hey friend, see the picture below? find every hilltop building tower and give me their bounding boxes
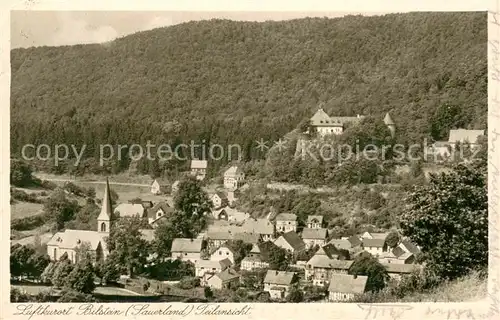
[384,112,396,139]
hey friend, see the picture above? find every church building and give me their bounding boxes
[46,178,113,264]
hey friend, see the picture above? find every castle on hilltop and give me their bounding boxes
[309,105,396,138]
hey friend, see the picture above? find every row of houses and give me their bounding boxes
[169,230,422,301]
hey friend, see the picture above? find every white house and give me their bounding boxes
[151,179,161,195]
[240,244,269,271]
[305,252,353,287]
[263,270,297,300]
[307,215,324,229]
[210,244,236,264]
[211,192,228,209]
[275,213,298,233]
[309,107,365,137]
[205,268,240,290]
[171,238,204,263]
[378,247,415,265]
[195,258,232,277]
[223,166,245,190]
[362,238,388,257]
[146,201,173,226]
[430,129,485,159]
[301,228,328,249]
[328,274,368,302]
[190,160,208,180]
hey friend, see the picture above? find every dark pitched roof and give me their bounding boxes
[328,274,368,294]
[400,239,421,255]
[320,243,347,260]
[362,238,386,248]
[275,213,297,221]
[264,270,295,285]
[347,236,362,247]
[281,231,306,251]
[301,228,328,240]
[147,201,174,219]
[391,246,405,258]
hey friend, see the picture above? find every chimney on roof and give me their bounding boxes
[275,270,279,275]
[353,274,358,279]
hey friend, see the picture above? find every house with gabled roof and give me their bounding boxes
[190,160,208,180]
[273,231,305,253]
[328,274,368,302]
[171,238,204,263]
[242,218,275,241]
[399,238,421,256]
[263,270,297,299]
[205,268,240,290]
[211,192,228,209]
[195,258,232,278]
[347,235,362,248]
[210,244,236,264]
[150,179,169,195]
[307,215,324,229]
[362,238,388,257]
[224,165,245,190]
[382,263,423,281]
[378,246,415,265]
[328,238,353,251]
[301,228,328,249]
[275,213,298,233]
[212,206,249,224]
[309,106,365,137]
[147,201,174,226]
[240,243,270,271]
[305,245,354,286]
[430,129,485,159]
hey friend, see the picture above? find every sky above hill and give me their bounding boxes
[11,11,386,49]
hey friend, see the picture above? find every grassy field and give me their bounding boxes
[400,271,487,302]
[11,284,144,297]
[10,202,44,220]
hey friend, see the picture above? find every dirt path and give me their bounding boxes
[42,178,150,187]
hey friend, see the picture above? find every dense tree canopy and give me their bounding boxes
[400,160,487,280]
[11,13,486,178]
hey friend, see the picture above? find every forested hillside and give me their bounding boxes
[11,12,487,175]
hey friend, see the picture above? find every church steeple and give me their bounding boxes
[97,178,112,233]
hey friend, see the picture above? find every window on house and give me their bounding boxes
[184,253,187,256]
[53,248,57,259]
[219,251,222,255]
[100,222,106,232]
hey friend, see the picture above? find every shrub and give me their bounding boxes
[177,276,200,289]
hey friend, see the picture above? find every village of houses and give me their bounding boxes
[40,108,485,302]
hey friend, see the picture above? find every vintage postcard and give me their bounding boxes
[2,0,499,319]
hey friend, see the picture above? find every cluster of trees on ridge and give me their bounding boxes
[10,12,486,177]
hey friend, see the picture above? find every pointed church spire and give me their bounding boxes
[97,177,112,221]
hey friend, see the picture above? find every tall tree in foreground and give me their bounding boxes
[106,216,150,277]
[400,161,487,280]
[349,255,389,292]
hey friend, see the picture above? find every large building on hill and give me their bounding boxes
[47,178,113,263]
[309,107,365,137]
[309,106,397,138]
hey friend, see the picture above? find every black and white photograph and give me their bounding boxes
[6,5,492,310]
